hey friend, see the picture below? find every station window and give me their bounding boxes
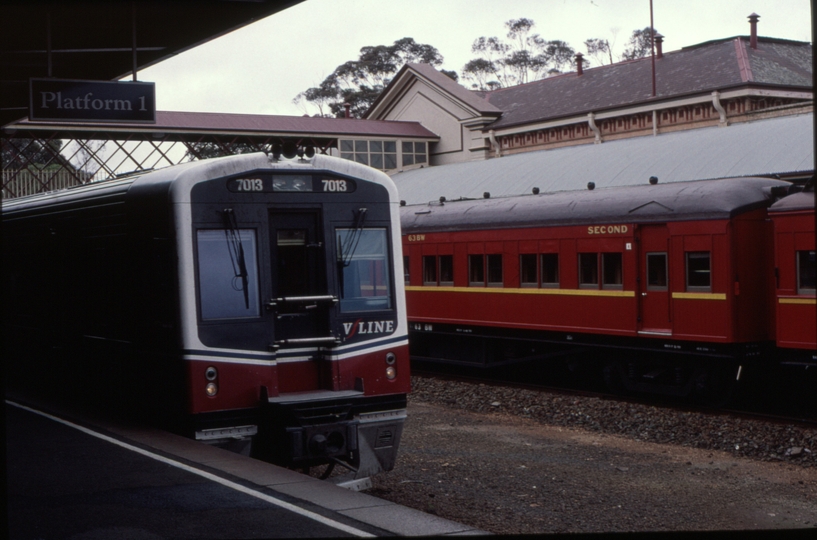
[797,250,816,294]
[578,253,598,288]
[402,141,428,167]
[602,253,623,289]
[340,140,397,170]
[520,254,537,287]
[686,251,711,291]
[541,253,559,287]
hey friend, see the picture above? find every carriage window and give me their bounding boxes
[469,254,485,286]
[403,255,410,285]
[337,228,392,312]
[686,251,711,291]
[579,253,598,288]
[197,229,260,320]
[602,253,623,289]
[647,253,668,290]
[439,255,454,285]
[423,255,437,285]
[542,253,559,288]
[487,254,503,287]
[797,250,816,294]
[520,254,537,287]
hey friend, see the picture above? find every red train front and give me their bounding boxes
[401,177,791,401]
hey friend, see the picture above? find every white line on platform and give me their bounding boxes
[6,400,376,538]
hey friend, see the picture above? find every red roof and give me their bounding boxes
[16,110,440,139]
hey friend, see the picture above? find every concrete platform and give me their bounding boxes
[5,394,487,538]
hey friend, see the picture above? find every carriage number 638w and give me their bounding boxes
[322,179,347,192]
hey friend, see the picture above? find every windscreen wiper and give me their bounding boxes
[338,207,367,268]
[221,208,250,309]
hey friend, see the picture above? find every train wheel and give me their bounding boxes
[691,365,738,407]
[602,360,627,395]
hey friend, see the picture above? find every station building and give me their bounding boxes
[2,9,813,201]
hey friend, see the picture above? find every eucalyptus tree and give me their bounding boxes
[461,18,577,90]
[294,37,445,118]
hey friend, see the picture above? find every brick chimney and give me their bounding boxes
[575,53,584,76]
[748,13,760,49]
[655,33,664,58]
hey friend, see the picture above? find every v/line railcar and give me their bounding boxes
[401,176,816,401]
[3,152,409,483]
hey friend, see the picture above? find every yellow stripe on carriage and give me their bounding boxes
[778,297,817,305]
[671,292,727,300]
[405,286,634,298]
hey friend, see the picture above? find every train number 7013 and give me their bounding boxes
[322,179,348,192]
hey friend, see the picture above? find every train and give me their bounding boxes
[400,175,815,403]
[2,152,410,485]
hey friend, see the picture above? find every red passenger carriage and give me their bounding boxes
[401,177,790,399]
[769,180,816,366]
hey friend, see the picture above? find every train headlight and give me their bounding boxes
[385,352,396,365]
[205,366,218,381]
[205,382,218,397]
[386,366,397,380]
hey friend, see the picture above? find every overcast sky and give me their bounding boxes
[136,0,813,117]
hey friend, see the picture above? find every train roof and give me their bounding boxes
[769,184,816,213]
[400,177,790,233]
[2,153,398,215]
[392,112,814,205]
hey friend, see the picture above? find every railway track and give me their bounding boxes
[411,360,817,429]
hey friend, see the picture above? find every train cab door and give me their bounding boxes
[268,211,333,347]
[637,225,672,335]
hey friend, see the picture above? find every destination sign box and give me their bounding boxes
[227,175,357,194]
[29,79,156,123]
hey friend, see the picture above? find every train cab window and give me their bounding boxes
[439,255,454,285]
[520,254,537,287]
[647,253,668,290]
[686,251,711,291]
[602,253,623,290]
[541,253,559,288]
[337,228,392,312]
[487,254,503,287]
[469,254,485,286]
[797,250,816,294]
[196,229,260,320]
[404,255,410,285]
[423,255,437,285]
[579,253,599,288]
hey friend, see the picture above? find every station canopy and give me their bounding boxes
[1,0,301,129]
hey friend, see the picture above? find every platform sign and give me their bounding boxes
[29,79,156,123]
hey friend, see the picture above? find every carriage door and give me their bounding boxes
[268,211,331,346]
[638,225,672,334]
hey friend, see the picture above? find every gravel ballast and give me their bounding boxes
[368,376,817,534]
